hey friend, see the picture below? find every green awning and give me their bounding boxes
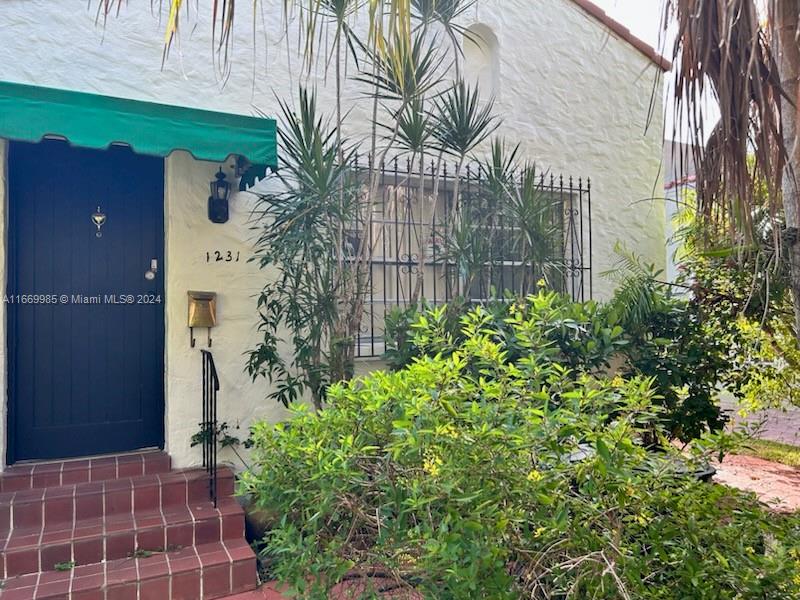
[0,80,277,169]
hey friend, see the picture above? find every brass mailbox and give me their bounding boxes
[188,291,217,347]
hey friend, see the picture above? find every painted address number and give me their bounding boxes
[206,250,241,263]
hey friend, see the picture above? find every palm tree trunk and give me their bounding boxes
[776,0,800,336]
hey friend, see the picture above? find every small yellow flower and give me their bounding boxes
[527,469,544,483]
[423,452,443,477]
[536,278,547,288]
[611,375,625,387]
[534,527,547,538]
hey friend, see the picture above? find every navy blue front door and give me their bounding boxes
[7,140,165,462]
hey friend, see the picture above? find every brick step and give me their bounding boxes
[0,452,171,493]
[1,496,245,578]
[0,539,257,600]
[0,468,234,534]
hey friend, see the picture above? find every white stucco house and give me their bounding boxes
[0,0,669,472]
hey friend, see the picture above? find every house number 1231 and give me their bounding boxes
[206,250,241,263]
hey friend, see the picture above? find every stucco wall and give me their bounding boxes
[163,152,290,467]
[163,142,392,468]
[0,0,666,289]
[0,0,665,467]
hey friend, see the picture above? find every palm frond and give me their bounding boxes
[665,0,785,245]
[95,0,414,72]
[602,242,665,328]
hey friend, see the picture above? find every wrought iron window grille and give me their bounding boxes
[343,155,592,359]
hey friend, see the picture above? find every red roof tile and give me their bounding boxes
[568,0,671,71]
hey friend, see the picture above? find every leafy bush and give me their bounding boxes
[602,255,733,441]
[606,244,800,438]
[615,295,728,441]
[671,189,800,411]
[385,290,626,375]
[385,286,729,441]
[682,246,800,412]
[242,329,800,599]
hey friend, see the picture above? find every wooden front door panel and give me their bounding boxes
[8,140,165,462]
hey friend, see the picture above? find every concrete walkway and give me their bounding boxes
[713,453,800,512]
[720,397,800,446]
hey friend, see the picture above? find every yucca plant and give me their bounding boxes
[440,206,494,297]
[481,138,521,198]
[242,10,493,408]
[247,88,362,410]
[434,79,497,164]
[434,78,497,215]
[356,30,445,105]
[411,0,476,74]
[503,165,562,294]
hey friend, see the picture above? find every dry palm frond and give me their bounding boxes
[665,0,786,248]
[93,0,414,71]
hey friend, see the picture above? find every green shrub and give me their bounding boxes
[606,278,732,442]
[386,289,731,441]
[242,330,800,599]
[386,284,747,441]
[670,192,800,412]
[385,290,626,375]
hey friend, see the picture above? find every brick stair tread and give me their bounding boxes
[1,497,245,577]
[0,452,171,493]
[0,539,257,600]
[0,467,235,533]
[0,466,231,506]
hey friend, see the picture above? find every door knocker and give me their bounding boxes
[91,206,107,238]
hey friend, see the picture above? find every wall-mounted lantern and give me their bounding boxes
[208,168,231,224]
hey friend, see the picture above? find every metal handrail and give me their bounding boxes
[201,350,219,507]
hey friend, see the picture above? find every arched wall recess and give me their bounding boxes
[463,23,500,99]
